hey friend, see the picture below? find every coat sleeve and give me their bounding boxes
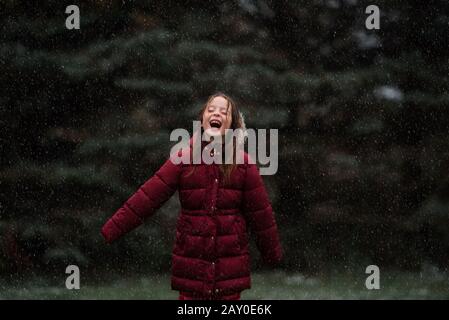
[242,163,283,266]
[101,157,181,243]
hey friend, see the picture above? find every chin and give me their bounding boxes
[204,128,223,137]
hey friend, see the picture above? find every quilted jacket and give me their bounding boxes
[101,143,283,296]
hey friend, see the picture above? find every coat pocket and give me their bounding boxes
[233,216,248,252]
[216,234,241,257]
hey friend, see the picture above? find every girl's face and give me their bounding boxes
[202,96,232,137]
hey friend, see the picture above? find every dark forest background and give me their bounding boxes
[1,0,449,282]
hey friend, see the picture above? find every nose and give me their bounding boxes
[212,110,220,117]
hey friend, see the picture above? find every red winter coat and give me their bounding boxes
[101,144,283,296]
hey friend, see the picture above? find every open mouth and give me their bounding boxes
[209,119,222,129]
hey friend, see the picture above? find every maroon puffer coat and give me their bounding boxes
[101,145,283,296]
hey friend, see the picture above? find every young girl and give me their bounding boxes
[101,92,283,300]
